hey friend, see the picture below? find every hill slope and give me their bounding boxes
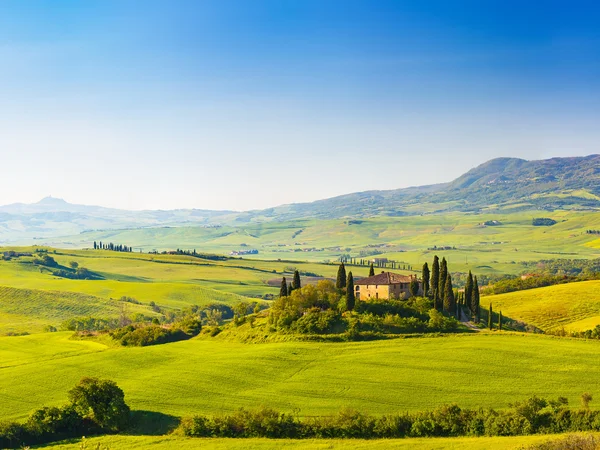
[483,280,600,331]
[1,155,599,243]
[1,333,599,421]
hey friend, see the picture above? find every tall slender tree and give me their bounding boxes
[439,257,448,298]
[368,262,375,277]
[472,276,480,322]
[422,263,430,297]
[288,282,293,294]
[465,271,473,311]
[279,277,288,297]
[346,272,355,311]
[292,270,301,290]
[498,310,503,331]
[336,263,347,289]
[443,273,455,314]
[488,303,493,330]
[409,277,419,298]
[431,255,440,298]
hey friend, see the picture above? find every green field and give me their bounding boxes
[40,209,600,276]
[38,433,596,450]
[483,280,600,331]
[2,332,599,422]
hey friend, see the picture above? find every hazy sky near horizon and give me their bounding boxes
[1,0,599,211]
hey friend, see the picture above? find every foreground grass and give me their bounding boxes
[37,434,599,449]
[2,332,599,421]
[483,280,600,331]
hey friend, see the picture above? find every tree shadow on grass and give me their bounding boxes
[127,410,181,435]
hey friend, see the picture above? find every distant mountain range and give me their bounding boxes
[1,155,599,243]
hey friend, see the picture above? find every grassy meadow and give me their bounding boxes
[482,280,600,331]
[2,332,599,422]
[1,211,600,448]
[40,209,600,276]
[38,433,595,450]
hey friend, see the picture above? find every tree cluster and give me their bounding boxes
[0,378,130,449]
[177,394,600,439]
[94,241,133,252]
[424,256,480,322]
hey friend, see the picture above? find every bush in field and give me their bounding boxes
[0,378,129,448]
[427,309,459,332]
[68,377,130,432]
[175,395,600,439]
[109,316,201,347]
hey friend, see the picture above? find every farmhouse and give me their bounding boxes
[354,271,422,300]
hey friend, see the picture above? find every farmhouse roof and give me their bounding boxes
[354,271,417,285]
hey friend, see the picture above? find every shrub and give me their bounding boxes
[68,377,130,432]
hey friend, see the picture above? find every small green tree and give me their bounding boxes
[369,263,375,277]
[292,270,301,290]
[68,377,130,431]
[422,262,430,297]
[288,282,293,295]
[279,277,288,297]
[345,272,355,311]
[69,261,79,269]
[409,277,419,298]
[488,303,493,330]
[336,263,347,289]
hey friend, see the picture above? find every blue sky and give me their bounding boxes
[0,0,599,210]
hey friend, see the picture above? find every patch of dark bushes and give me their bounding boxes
[109,316,202,346]
[549,325,600,340]
[177,396,600,439]
[0,377,129,449]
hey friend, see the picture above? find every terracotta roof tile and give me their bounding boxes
[354,271,417,285]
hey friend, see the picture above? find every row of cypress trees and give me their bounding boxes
[279,270,302,297]
[423,256,482,320]
[93,241,133,252]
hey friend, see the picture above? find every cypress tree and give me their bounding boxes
[443,273,455,314]
[488,303,493,330]
[346,272,355,311]
[439,257,448,298]
[409,277,419,298]
[336,263,347,289]
[279,277,288,297]
[498,310,503,331]
[422,262,430,297]
[292,270,301,290]
[473,276,480,322]
[431,255,440,297]
[465,271,473,312]
[93,241,97,250]
[369,263,375,277]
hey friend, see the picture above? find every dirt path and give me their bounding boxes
[459,308,481,332]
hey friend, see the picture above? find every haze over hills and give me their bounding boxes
[0,155,599,244]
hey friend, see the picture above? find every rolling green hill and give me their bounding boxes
[3,156,600,245]
[483,280,600,332]
[2,332,599,422]
[0,285,156,334]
